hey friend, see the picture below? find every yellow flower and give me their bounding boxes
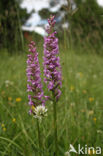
[8,97,12,101]
[70,85,75,92]
[93,117,97,122]
[88,149,96,155]
[16,97,21,102]
[31,105,35,110]
[12,118,16,123]
[79,72,83,78]
[83,90,87,94]
[89,97,94,102]
[1,124,5,128]
[3,127,6,132]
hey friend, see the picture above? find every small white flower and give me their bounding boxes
[97,130,103,134]
[64,151,70,156]
[5,80,13,87]
[34,105,47,121]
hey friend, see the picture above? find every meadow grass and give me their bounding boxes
[0,45,103,156]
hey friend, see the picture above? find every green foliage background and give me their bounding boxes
[68,0,103,53]
[0,0,30,52]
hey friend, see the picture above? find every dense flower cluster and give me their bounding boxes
[34,105,47,121]
[26,41,45,115]
[43,15,62,100]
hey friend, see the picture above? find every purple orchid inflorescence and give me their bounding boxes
[43,15,62,100]
[26,41,45,115]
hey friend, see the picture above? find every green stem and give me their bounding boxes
[37,119,42,156]
[53,93,58,156]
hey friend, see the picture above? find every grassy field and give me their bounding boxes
[0,46,103,156]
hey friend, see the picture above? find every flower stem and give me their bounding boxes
[37,119,42,156]
[52,93,58,156]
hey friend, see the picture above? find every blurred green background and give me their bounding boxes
[0,0,103,53]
